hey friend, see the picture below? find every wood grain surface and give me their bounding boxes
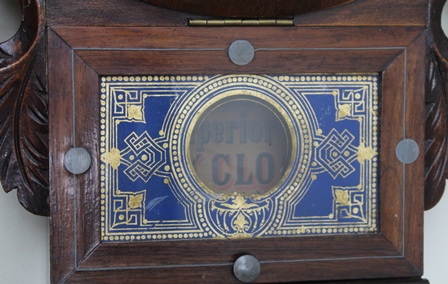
[0,0,49,215]
[0,0,447,283]
[48,24,426,283]
[46,0,428,27]
[141,0,354,18]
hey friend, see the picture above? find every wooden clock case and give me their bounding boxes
[1,0,448,283]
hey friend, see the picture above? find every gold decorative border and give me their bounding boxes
[99,74,379,241]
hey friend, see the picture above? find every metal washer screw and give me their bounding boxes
[395,139,419,164]
[233,255,261,283]
[228,40,255,66]
[64,147,92,175]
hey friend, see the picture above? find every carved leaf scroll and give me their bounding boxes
[425,51,448,210]
[0,0,49,216]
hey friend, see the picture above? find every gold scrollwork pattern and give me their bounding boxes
[208,193,272,238]
[100,74,379,242]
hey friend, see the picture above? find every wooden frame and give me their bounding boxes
[48,26,425,283]
[3,0,448,283]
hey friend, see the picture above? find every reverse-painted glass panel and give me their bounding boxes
[100,74,379,242]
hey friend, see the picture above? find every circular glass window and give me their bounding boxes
[189,95,293,195]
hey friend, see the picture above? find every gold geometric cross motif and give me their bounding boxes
[100,74,378,242]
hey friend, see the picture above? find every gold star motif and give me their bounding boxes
[102,148,121,170]
[357,143,377,163]
[129,194,143,209]
[127,105,143,120]
[338,104,351,119]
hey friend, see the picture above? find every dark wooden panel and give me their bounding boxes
[0,0,441,282]
[259,258,420,283]
[380,51,405,253]
[46,0,427,27]
[69,258,419,283]
[51,25,420,77]
[403,32,426,272]
[48,25,426,283]
[141,0,354,18]
[294,0,427,27]
[51,26,424,50]
[79,235,401,268]
[46,0,193,27]
[48,29,77,283]
[73,54,101,264]
[75,49,402,75]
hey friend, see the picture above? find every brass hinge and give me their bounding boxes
[188,18,294,27]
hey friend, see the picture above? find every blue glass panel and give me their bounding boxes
[100,74,379,242]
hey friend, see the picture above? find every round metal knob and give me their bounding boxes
[395,139,419,164]
[64,147,92,174]
[228,40,255,66]
[233,255,261,283]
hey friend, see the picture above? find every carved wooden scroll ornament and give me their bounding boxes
[426,0,448,210]
[0,0,48,216]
